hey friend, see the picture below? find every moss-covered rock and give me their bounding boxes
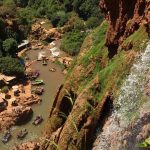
[44,20,149,150]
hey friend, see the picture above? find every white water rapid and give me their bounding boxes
[93,42,150,150]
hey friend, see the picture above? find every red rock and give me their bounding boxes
[99,0,150,58]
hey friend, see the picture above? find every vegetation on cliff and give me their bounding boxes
[45,18,149,149]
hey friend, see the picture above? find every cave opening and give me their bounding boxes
[108,44,118,59]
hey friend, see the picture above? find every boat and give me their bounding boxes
[32,79,44,85]
[42,59,47,66]
[17,129,28,140]
[2,131,11,144]
[27,70,40,80]
[32,87,44,95]
[49,68,56,72]
[32,115,43,125]
[32,70,40,79]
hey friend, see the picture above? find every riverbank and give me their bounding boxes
[0,37,72,149]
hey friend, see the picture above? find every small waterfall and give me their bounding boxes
[93,42,150,150]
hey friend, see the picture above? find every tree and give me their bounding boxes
[86,17,100,29]
[3,38,18,56]
[0,57,24,76]
[73,0,101,20]
[0,19,6,40]
[61,30,86,56]
[13,0,29,7]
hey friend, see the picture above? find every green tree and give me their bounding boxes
[3,38,18,56]
[0,19,6,40]
[86,17,100,29]
[0,56,24,76]
[61,30,86,56]
[13,0,29,7]
[73,0,102,20]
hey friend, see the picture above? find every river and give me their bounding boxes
[0,42,66,150]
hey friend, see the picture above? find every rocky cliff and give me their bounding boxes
[100,0,150,58]
[42,1,149,150]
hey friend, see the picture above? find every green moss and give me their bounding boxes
[121,25,148,51]
[79,24,149,102]
[81,21,108,67]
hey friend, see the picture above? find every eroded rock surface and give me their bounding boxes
[100,0,150,57]
[0,106,32,130]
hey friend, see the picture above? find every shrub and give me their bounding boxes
[86,17,100,29]
[3,38,18,56]
[36,7,46,17]
[1,86,9,94]
[0,57,25,76]
[17,8,35,25]
[61,30,87,56]
[50,11,68,27]
[74,18,85,30]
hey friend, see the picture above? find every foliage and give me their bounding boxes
[72,0,102,20]
[121,25,148,51]
[1,86,9,93]
[50,11,68,27]
[2,38,18,56]
[13,0,29,7]
[138,137,150,148]
[61,30,87,56]
[0,3,16,18]
[0,57,24,76]
[86,17,101,29]
[73,17,85,30]
[17,7,35,25]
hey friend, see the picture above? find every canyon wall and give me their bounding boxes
[42,0,150,150]
[100,0,150,58]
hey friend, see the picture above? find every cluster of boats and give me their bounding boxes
[1,115,43,144]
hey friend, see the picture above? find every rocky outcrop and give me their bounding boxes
[100,0,150,58]
[12,141,40,150]
[31,22,61,41]
[0,106,32,130]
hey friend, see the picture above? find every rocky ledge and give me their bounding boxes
[0,106,33,130]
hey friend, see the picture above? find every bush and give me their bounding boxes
[86,17,100,29]
[1,86,9,93]
[50,11,68,27]
[0,57,25,76]
[36,7,46,17]
[17,8,35,25]
[61,30,87,56]
[3,38,18,56]
[13,0,29,7]
[74,18,85,30]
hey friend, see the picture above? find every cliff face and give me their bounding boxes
[100,0,150,58]
[41,1,149,150]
